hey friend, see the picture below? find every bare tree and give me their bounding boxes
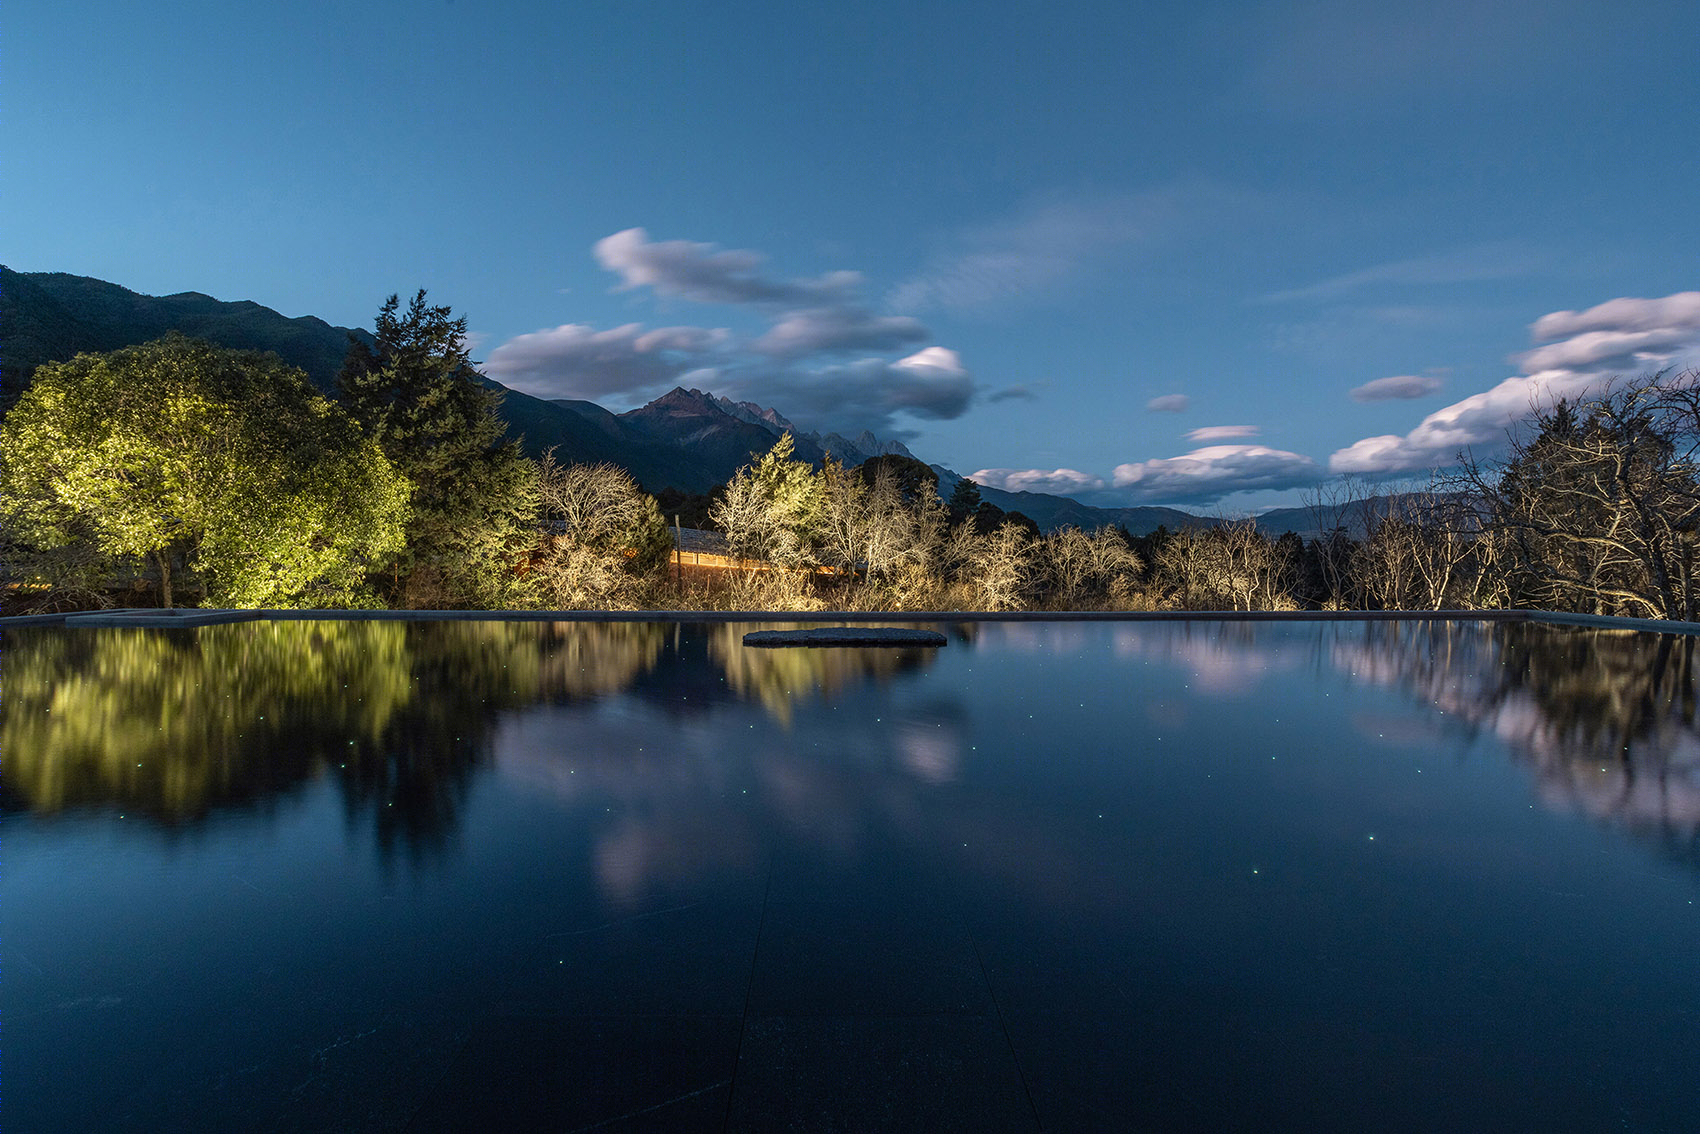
[530,454,669,609]
[815,457,869,582]
[1041,525,1143,609]
[1442,372,1700,619]
[1301,475,1377,608]
[1351,490,1485,610]
[968,521,1037,610]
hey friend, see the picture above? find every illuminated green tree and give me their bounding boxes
[0,334,410,608]
[711,433,825,569]
[338,291,537,608]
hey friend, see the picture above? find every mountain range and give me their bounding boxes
[1,268,1346,536]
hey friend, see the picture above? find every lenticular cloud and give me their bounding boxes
[1330,290,1700,475]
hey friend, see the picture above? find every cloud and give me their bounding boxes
[1147,394,1190,413]
[886,183,1256,313]
[1514,328,1696,374]
[750,306,928,358]
[987,385,1037,403]
[1531,292,1700,339]
[1185,425,1260,442]
[1331,289,1700,474]
[488,229,981,429]
[1350,374,1444,402]
[970,468,1107,495]
[1112,445,1321,504]
[594,227,858,307]
[719,346,975,436]
[1262,240,1546,304]
[482,322,728,401]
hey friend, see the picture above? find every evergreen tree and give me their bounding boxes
[339,291,537,607]
[947,477,982,523]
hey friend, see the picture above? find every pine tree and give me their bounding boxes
[947,477,982,524]
[339,291,537,608]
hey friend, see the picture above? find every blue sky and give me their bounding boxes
[11,0,1700,510]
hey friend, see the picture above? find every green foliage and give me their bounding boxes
[3,619,666,845]
[713,433,826,569]
[947,476,982,522]
[338,291,538,607]
[1,334,410,608]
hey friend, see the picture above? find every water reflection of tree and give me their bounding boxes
[2,620,666,853]
[1339,621,1700,869]
[707,622,941,724]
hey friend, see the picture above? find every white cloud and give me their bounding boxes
[1112,445,1320,504]
[1531,292,1700,339]
[1514,328,1694,374]
[593,227,858,307]
[1350,374,1444,402]
[751,306,928,358]
[487,230,981,429]
[482,322,726,401]
[970,468,1107,495]
[719,346,976,436]
[1185,425,1260,442]
[1331,289,1700,474]
[1147,394,1190,413]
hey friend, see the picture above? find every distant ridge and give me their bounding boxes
[1,266,368,408]
[1,268,1373,534]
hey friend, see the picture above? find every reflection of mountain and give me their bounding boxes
[2,621,667,852]
[1338,621,1700,868]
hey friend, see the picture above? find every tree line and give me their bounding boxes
[4,290,1697,619]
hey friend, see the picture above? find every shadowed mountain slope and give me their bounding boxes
[3,269,1363,531]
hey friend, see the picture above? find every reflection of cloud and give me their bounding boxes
[981,621,1095,655]
[1108,623,1304,695]
[897,722,961,785]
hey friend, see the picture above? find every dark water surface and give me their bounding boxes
[5,619,1698,1132]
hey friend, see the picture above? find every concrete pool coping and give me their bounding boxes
[5,606,1700,636]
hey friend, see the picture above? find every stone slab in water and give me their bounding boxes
[743,627,946,648]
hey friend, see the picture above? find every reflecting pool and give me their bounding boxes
[5,619,1698,1131]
